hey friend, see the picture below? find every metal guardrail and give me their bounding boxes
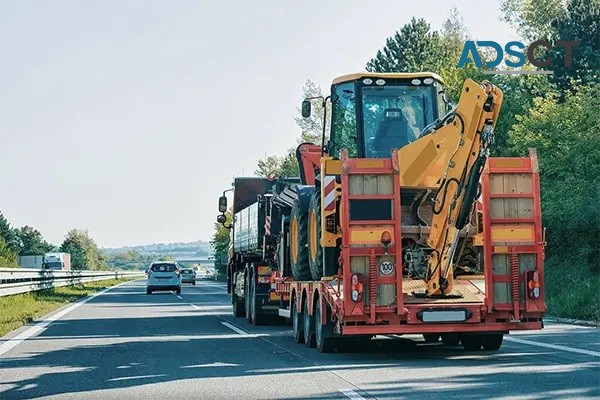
[0,268,145,297]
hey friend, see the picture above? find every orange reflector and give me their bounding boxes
[381,231,392,245]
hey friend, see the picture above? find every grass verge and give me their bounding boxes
[545,255,600,323]
[0,277,139,337]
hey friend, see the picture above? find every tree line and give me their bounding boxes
[212,0,599,319]
[0,211,107,270]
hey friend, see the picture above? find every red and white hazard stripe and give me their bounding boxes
[323,175,336,211]
[265,215,271,235]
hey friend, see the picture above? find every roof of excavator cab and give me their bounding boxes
[332,72,444,85]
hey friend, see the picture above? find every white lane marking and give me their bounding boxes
[505,336,600,357]
[176,295,183,300]
[339,389,367,400]
[109,374,167,382]
[0,280,132,357]
[221,321,248,335]
[190,304,200,310]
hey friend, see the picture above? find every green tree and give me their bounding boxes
[0,212,20,253]
[210,210,232,276]
[0,237,18,267]
[500,0,565,41]
[59,229,105,270]
[16,225,54,256]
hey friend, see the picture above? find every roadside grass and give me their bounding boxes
[0,277,140,337]
[545,255,600,323]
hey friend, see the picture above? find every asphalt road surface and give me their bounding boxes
[1,280,598,399]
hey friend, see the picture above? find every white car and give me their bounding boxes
[146,261,181,294]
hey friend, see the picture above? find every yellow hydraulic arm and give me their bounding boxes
[398,79,503,296]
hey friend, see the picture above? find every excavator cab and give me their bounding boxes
[327,73,447,159]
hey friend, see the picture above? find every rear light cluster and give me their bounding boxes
[351,274,364,302]
[526,270,540,299]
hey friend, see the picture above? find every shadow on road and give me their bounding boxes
[1,282,598,399]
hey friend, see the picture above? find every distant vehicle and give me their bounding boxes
[43,253,71,270]
[146,261,181,295]
[180,269,196,285]
[19,253,71,270]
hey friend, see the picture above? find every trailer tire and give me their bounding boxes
[315,298,335,353]
[308,191,338,281]
[292,296,304,344]
[461,335,482,351]
[423,334,440,343]
[441,333,460,346]
[481,334,503,351]
[245,273,252,323]
[290,197,311,281]
[232,293,244,318]
[303,297,316,348]
[249,275,267,325]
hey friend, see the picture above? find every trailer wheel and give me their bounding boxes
[292,296,304,344]
[461,335,482,351]
[423,334,440,343]
[232,293,244,318]
[481,334,503,351]
[315,298,335,353]
[290,196,311,281]
[303,298,316,348]
[308,191,338,281]
[250,275,266,325]
[441,333,460,346]
[245,274,252,323]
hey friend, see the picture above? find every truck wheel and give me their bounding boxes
[250,276,266,325]
[303,298,316,348]
[461,335,482,351]
[423,334,440,343]
[315,298,335,353]
[481,334,503,351]
[308,192,338,281]
[292,297,304,344]
[290,197,311,281]
[245,274,252,323]
[232,293,244,318]
[441,333,460,346]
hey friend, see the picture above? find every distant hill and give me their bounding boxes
[101,240,211,258]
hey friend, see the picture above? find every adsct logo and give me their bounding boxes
[457,40,580,75]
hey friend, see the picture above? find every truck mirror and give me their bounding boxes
[301,99,311,118]
[217,214,226,224]
[218,195,227,213]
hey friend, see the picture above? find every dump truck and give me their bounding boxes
[216,72,546,353]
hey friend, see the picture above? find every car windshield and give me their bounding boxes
[182,269,193,274]
[150,264,177,272]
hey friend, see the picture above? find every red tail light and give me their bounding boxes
[526,270,540,299]
[351,273,364,302]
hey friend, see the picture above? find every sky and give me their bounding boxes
[0,0,518,248]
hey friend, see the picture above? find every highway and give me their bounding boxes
[1,279,598,399]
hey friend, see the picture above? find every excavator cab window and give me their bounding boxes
[362,81,437,158]
[330,81,359,158]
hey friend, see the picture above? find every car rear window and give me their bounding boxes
[182,269,193,273]
[150,263,177,272]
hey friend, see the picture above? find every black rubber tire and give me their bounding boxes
[481,334,503,351]
[193,281,196,285]
[290,198,311,281]
[461,335,482,351]
[250,275,267,325]
[308,191,338,281]
[315,298,335,353]
[303,298,316,348]
[232,294,245,317]
[292,296,304,344]
[146,288,152,295]
[245,273,252,323]
[441,333,460,346]
[176,288,181,295]
[423,334,440,343]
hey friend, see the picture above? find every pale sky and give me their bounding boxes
[0,0,517,248]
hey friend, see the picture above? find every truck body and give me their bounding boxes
[43,252,72,270]
[217,72,546,353]
[19,255,45,269]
